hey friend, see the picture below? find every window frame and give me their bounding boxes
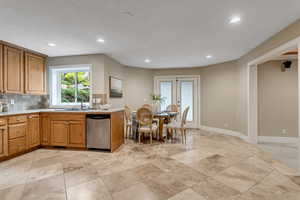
[49,64,92,107]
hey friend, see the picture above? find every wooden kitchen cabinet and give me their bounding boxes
[3,45,24,94]
[40,114,50,145]
[68,120,85,148]
[27,114,40,148]
[0,44,3,93]
[49,114,86,148]
[50,120,69,146]
[25,52,46,94]
[0,121,8,159]
[8,115,27,156]
[8,123,26,140]
[111,111,124,152]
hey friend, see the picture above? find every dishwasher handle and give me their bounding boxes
[86,114,110,120]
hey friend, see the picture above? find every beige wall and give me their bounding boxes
[103,55,125,108]
[258,60,298,137]
[238,18,300,135]
[124,66,154,110]
[200,61,239,131]
[152,60,239,131]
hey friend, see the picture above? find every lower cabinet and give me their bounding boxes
[49,114,86,148]
[8,115,27,156]
[40,114,50,145]
[68,120,85,148]
[0,124,8,159]
[8,137,26,155]
[50,120,68,146]
[27,114,40,148]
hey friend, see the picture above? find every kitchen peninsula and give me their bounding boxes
[0,109,124,162]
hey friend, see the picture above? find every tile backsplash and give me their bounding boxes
[0,94,49,111]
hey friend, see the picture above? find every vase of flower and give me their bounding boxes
[150,93,165,113]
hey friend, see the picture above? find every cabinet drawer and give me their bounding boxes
[0,118,7,126]
[49,114,85,121]
[9,115,27,124]
[8,137,26,155]
[8,123,26,139]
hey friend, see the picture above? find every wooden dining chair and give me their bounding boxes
[142,104,160,125]
[166,104,178,112]
[124,105,133,138]
[136,107,158,144]
[166,106,190,144]
[142,104,152,111]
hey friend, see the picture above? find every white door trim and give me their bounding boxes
[247,36,300,172]
[154,75,201,128]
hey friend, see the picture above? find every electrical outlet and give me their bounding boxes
[281,129,287,135]
[10,99,14,105]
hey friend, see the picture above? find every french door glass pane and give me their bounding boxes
[180,81,193,121]
[160,81,172,111]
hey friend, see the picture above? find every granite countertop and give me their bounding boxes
[0,108,124,116]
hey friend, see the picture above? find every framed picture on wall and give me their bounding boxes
[109,76,123,98]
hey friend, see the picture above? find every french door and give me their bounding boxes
[154,76,200,127]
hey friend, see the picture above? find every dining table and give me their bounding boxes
[132,111,178,141]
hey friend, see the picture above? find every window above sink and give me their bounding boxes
[49,64,92,107]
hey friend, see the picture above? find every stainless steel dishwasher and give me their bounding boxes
[87,115,111,150]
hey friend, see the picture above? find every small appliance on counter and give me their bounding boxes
[0,99,9,112]
[100,104,111,110]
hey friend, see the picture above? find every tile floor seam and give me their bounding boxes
[63,170,68,200]
[238,168,276,196]
[98,176,114,200]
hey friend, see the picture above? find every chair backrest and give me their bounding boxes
[166,104,178,112]
[124,105,132,122]
[137,107,153,126]
[142,104,152,111]
[181,106,190,126]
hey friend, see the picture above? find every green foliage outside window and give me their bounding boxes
[60,72,90,103]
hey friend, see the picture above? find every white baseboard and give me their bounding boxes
[200,126,249,142]
[258,136,299,147]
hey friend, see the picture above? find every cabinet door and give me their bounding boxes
[27,115,40,148]
[40,114,50,145]
[0,44,3,92]
[0,126,8,159]
[50,120,68,146]
[68,121,85,148]
[25,53,45,94]
[3,45,24,93]
[8,123,26,140]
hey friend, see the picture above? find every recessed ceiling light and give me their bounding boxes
[48,43,56,47]
[97,38,105,43]
[206,55,213,59]
[145,59,151,63]
[229,16,241,24]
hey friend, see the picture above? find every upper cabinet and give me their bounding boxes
[3,45,24,94]
[0,45,3,93]
[25,52,45,94]
[0,41,47,95]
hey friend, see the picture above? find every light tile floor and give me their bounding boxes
[1,130,300,200]
[258,142,298,170]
